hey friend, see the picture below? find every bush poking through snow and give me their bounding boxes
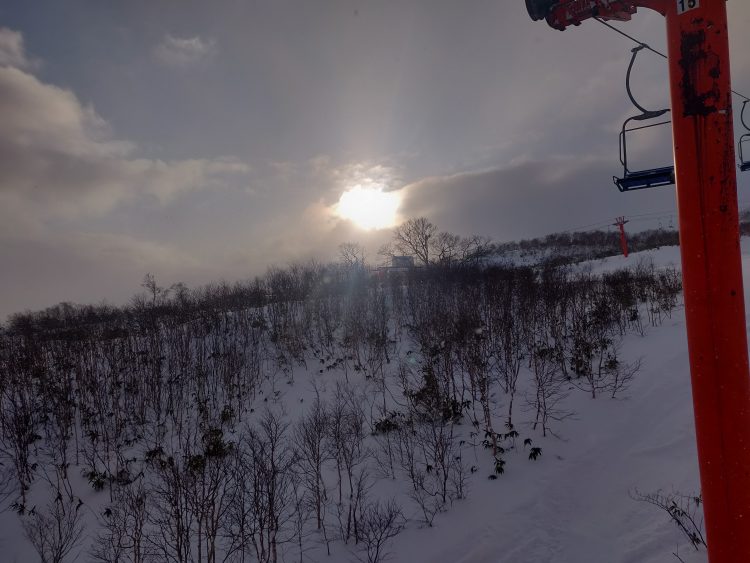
[21,493,85,563]
[494,457,506,475]
[356,499,406,563]
[631,489,707,552]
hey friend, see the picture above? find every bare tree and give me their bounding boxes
[145,445,196,563]
[339,242,367,269]
[91,481,149,563]
[631,489,707,552]
[432,231,462,266]
[432,232,492,266]
[22,494,85,563]
[527,343,569,438]
[327,385,370,543]
[236,410,298,563]
[140,273,169,307]
[294,398,330,531]
[395,421,441,527]
[0,461,15,509]
[376,243,396,267]
[356,499,406,563]
[395,382,466,527]
[393,217,436,266]
[290,480,314,563]
[457,235,493,266]
[458,314,500,456]
[1,339,41,509]
[606,347,642,399]
[185,427,237,563]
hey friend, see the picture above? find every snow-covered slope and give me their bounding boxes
[7,240,748,563]
[392,292,701,563]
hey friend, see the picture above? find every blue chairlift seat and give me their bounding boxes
[614,47,676,194]
[740,132,750,172]
[614,166,675,192]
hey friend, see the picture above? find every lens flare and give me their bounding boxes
[336,186,400,230]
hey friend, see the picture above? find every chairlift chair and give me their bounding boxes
[613,46,675,192]
[615,113,675,192]
[740,100,750,172]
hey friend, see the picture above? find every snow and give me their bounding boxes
[9,238,750,563]
[389,289,702,563]
[581,244,683,276]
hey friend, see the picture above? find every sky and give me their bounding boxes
[1,0,749,320]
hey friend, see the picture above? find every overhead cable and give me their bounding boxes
[594,17,750,102]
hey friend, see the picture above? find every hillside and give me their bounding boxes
[490,227,680,268]
[0,237,720,563]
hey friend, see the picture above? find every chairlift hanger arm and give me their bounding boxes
[616,26,673,189]
[625,45,669,119]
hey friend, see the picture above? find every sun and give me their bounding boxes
[335,185,400,230]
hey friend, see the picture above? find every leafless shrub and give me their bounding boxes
[526,344,570,437]
[91,480,148,563]
[607,353,642,399]
[395,412,465,527]
[356,499,406,563]
[21,493,85,563]
[234,410,298,563]
[294,398,330,531]
[328,384,371,543]
[631,488,706,552]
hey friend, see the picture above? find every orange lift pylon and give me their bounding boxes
[526,1,750,561]
[613,216,629,257]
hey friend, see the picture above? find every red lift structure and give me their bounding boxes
[526,1,750,561]
[613,216,629,257]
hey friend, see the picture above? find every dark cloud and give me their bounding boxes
[400,158,678,240]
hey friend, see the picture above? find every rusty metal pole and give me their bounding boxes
[662,1,750,560]
[526,1,750,558]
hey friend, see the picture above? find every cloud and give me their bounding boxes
[0,27,32,69]
[0,58,248,228]
[397,158,676,241]
[0,27,251,319]
[154,34,217,68]
[0,231,210,321]
[192,157,405,271]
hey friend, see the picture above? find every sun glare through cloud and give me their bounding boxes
[335,185,401,230]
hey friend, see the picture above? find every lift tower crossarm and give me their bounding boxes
[527,1,750,562]
[528,0,636,30]
[527,0,669,30]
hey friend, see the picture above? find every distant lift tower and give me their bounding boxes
[613,216,629,258]
[526,2,750,562]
